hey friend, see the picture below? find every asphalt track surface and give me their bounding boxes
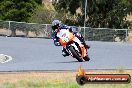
[0,37,132,71]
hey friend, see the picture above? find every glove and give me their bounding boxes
[54,41,61,46]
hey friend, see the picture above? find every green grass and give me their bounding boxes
[0,79,131,88]
[0,79,79,88]
[0,70,131,88]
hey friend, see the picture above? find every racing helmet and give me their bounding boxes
[51,20,62,31]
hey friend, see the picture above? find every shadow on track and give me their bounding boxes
[55,61,84,63]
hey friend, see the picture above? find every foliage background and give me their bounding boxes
[0,0,132,29]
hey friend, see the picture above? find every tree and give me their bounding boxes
[0,0,42,36]
[29,4,66,24]
[53,0,80,15]
[52,0,80,25]
[0,0,42,22]
[34,0,42,5]
[53,0,132,28]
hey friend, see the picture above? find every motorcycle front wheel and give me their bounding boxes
[68,46,83,62]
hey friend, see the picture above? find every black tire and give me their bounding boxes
[69,46,83,62]
[76,75,86,85]
[83,56,90,61]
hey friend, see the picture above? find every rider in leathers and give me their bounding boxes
[51,20,90,57]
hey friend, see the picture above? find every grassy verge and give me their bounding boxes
[0,70,131,88]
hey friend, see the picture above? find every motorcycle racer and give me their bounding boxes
[51,20,90,57]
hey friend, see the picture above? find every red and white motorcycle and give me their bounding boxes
[57,29,90,62]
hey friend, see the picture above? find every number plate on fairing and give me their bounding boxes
[57,29,70,42]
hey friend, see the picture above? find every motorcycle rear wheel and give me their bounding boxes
[83,56,90,61]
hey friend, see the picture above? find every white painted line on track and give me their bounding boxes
[0,54,13,63]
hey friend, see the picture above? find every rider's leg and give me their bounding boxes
[82,42,90,49]
[62,47,69,57]
[74,32,90,49]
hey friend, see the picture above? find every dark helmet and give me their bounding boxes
[51,20,62,31]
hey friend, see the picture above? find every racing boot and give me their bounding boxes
[62,47,69,57]
[82,42,90,49]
